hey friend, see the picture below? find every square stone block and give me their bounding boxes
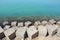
[47,24,58,36]
[17,22,23,27]
[0,26,5,39]
[4,27,16,40]
[27,25,38,39]
[11,21,17,26]
[16,27,27,40]
[38,25,47,37]
[56,28,60,37]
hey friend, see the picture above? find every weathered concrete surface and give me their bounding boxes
[4,27,16,40]
[47,24,58,36]
[34,21,41,26]
[17,22,23,27]
[3,21,9,26]
[41,21,48,25]
[27,25,38,40]
[57,21,60,25]
[2,36,60,40]
[13,37,21,40]
[12,26,18,30]
[0,26,4,33]
[11,21,17,26]
[2,37,10,40]
[56,28,60,37]
[0,26,5,39]
[34,21,41,29]
[38,25,47,37]
[2,37,6,40]
[25,21,32,27]
[4,25,10,30]
[16,27,27,40]
[49,19,56,24]
[32,35,60,40]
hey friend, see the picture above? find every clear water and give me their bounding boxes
[0,0,60,17]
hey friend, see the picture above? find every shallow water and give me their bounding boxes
[0,0,60,17]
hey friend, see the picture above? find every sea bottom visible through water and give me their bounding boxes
[0,16,60,22]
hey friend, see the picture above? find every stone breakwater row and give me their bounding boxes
[0,19,60,40]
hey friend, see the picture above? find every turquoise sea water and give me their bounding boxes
[0,0,60,17]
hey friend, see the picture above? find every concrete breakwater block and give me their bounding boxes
[25,21,32,27]
[3,21,9,26]
[47,24,58,36]
[2,37,11,40]
[17,22,23,27]
[38,25,47,37]
[12,26,18,31]
[34,21,41,30]
[4,27,16,40]
[11,21,17,26]
[16,27,27,40]
[34,21,41,26]
[0,26,5,39]
[56,28,60,37]
[4,25,10,30]
[14,37,21,40]
[27,25,38,40]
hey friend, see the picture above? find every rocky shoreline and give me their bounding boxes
[0,16,60,40]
